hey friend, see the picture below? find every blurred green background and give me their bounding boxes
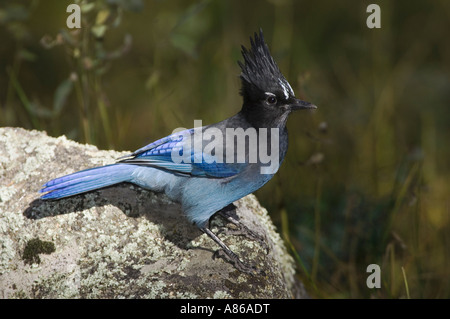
[1,0,449,298]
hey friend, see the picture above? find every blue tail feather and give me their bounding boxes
[40,164,135,199]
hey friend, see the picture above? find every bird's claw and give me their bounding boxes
[217,211,270,254]
[213,249,263,276]
[217,227,269,254]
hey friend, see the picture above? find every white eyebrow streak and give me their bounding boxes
[278,78,295,99]
[264,92,276,97]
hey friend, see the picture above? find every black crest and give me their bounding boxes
[238,29,294,101]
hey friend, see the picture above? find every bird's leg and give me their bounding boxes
[200,227,259,275]
[216,204,269,254]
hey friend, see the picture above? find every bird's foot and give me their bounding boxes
[217,210,269,254]
[213,249,263,276]
[201,226,264,275]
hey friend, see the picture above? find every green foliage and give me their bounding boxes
[1,0,449,298]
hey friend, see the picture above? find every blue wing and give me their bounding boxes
[118,128,243,178]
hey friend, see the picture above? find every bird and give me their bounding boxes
[39,29,316,273]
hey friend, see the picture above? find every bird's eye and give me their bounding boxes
[266,95,277,105]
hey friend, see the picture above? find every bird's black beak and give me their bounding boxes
[290,98,317,111]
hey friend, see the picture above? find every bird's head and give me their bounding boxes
[238,29,316,127]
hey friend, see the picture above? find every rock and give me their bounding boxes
[0,127,307,299]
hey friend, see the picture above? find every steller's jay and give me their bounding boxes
[40,29,316,273]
